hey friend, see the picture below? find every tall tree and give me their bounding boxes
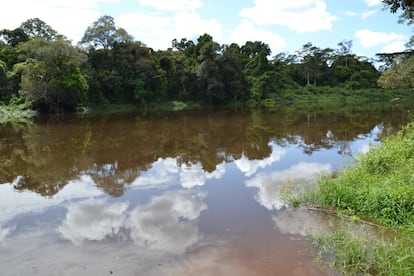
[241,41,278,101]
[195,34,224,104]
[337,39,353,67]
[19,18,59,40]
[293,43,334,86]
[80,15,132,50]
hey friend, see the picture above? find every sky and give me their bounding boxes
[1,0,413,59]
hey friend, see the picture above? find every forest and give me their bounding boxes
[0,5,413,112]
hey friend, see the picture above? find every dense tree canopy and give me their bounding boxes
[0,14,405,113]
[14,38,88,112]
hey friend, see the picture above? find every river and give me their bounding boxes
[0,106,410,275]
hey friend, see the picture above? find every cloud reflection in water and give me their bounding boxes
[180,162,226,188]
[235,142,286,177]
[273,209,332,236]
[0,226,15,246]
[131,157,226,189]
[59,199,128,245]
[245,162,332,210]
[58,190,207,253]
[0,175,103,225]
[131,157,179,188]
[127,190,207,253]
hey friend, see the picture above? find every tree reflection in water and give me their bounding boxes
[0,108,403,197]
[0,107,409,276]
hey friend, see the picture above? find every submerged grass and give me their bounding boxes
[312,226,414,276]
[305,122,414,275]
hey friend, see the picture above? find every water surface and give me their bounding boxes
[0,107,410,275]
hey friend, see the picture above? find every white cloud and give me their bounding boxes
[59,199,128,245]
[173,11,223,41]
[0,175,102,225]
[234,142,286,177]
[355,29,407,52]
[58,189,207,252]
[381,40,407,53]
[0,0,118,43]
[180,162,225,189]
[240,0,337,32]
[229,20,286,54]
[131,157,179,188]
[361,10,378,19]
[127,191,206,253]
[138,0,202,12]
[364,0,382,6]
[245,162,332,210]
[344,10,358,17]
[117,12,222,50]
[344,9,377,19]
[180,163,207,188]
[130,157,225,189]
[0,226,15,246]
[272,209,331,236]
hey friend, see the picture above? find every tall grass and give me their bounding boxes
[307,122,414,275]
[311,122,414,232]
[0,96,36,124]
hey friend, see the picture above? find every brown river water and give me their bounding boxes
[0,106,410,275]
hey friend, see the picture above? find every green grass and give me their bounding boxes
[305,122,414,275]
[312,226,414,276]
[310,122,414,232]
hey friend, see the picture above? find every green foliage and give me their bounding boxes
[16,37,88,112]
[311,122,414,232]
[260,98,277,108]
[378,56,414,89]
[0,16,403,113]
[0,27,29,47]
[0,95,35,124]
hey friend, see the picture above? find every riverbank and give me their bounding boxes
[304,122,414,275]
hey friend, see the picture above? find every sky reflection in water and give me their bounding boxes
[0,109,405,275]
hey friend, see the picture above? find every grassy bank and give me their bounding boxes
[305,122,414,275]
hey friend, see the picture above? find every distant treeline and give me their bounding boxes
[0,16,409,112]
